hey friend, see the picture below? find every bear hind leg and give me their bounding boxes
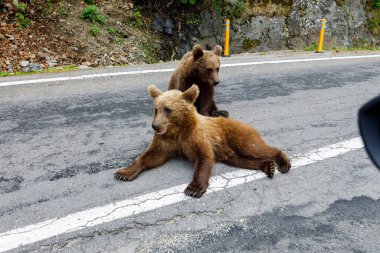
[236,144,291,175]
[224,154,275,178]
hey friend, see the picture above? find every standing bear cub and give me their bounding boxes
[115,85,291,198]
[168,44,228,117]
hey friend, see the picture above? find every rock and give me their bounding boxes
[82,61,91,66]
[119,29,130,38]
[154,15,164,33]
[154,15,174,35]
[128,52,135,59]
[29,63,42,71]
[5,34,14,40]
[48,58,58,68]
[20,61,29,67]
[78,65,90,69]
[0,33,5,40]
[119,56,128,64]
[164,19,174,35]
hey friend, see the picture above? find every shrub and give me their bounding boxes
[133,7,144,26]
[81,5,105,24]
[374,0,380,8]
[90,25,99,36]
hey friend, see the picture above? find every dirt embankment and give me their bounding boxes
[0,0,179,72]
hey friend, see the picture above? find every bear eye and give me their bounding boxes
[164,107,172,114]
[207,68,213,74]
[216,68,219,73]
[155,108,158,114]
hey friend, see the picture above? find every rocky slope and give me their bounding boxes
[0,0,379,73]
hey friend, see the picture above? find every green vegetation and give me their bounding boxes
[368,0,380,36]
[90,25,99,36]
[186,16,200,28]
[15,2,30,28]
[16,3,27,12]
[15,13,30,28]
[133,7,144,27]
[304,43,317,51]
[81,5,105,24]
[242,38,261,50]
[179,0,197,5]
[0,66,79,77]
[58,6,68,16]
[142,42,160,64]
[331,45,380,51]
[210,0,244,20]
[107,27,118,34]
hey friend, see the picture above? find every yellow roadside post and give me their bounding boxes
[316,17,326,53]
[223,18,230,57]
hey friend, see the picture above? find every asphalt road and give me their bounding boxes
[0,51,379,253]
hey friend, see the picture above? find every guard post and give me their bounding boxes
[316,17,326,53]
[223,18,230,57]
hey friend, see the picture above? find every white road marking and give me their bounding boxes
[1,54,380,87]
[0,137,363,252]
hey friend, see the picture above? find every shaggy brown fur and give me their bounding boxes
[168,44,228,117]
[115,85,291,198]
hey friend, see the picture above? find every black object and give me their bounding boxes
[358,95,380,170]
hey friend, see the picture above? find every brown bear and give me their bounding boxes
[115,85,291,198]
[168,44,228,117]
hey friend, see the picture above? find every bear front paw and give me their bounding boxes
[184,180,208,198]
[114,167,141,181]
[262,160,276,178]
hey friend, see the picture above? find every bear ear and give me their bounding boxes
[182,84,199,104]
[213,45,222,56]
[148,85,163,99]
[192,45,204,60]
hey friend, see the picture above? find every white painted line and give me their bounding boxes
[0,137,363,252]
[222,54,380,67]
[1,54,380,87]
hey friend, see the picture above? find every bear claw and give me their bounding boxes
[217,110,229,118]
[184,188,203,198]
[262,161,276,178]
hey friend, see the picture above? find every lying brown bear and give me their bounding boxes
[115,85,291,198]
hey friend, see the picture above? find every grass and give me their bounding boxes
[331,46,380,51]
[304,43,317,51]
[0,66,79,77]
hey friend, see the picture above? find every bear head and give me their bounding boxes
[191,44,222,87]
[148,84,199,136]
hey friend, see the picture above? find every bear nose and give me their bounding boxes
[214,80,220,86]
[152,123,159,131]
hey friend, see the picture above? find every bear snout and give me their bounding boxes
[152,123,160,131]
[214,80,220,86]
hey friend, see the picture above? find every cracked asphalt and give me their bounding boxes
[0,51,380,252]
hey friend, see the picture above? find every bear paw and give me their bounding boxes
[184,180,208,198]
[277,157,291,174]
[217,110,229,118]
[262,160,276,178]
[114,167,140,181]
[210,110,229,118]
